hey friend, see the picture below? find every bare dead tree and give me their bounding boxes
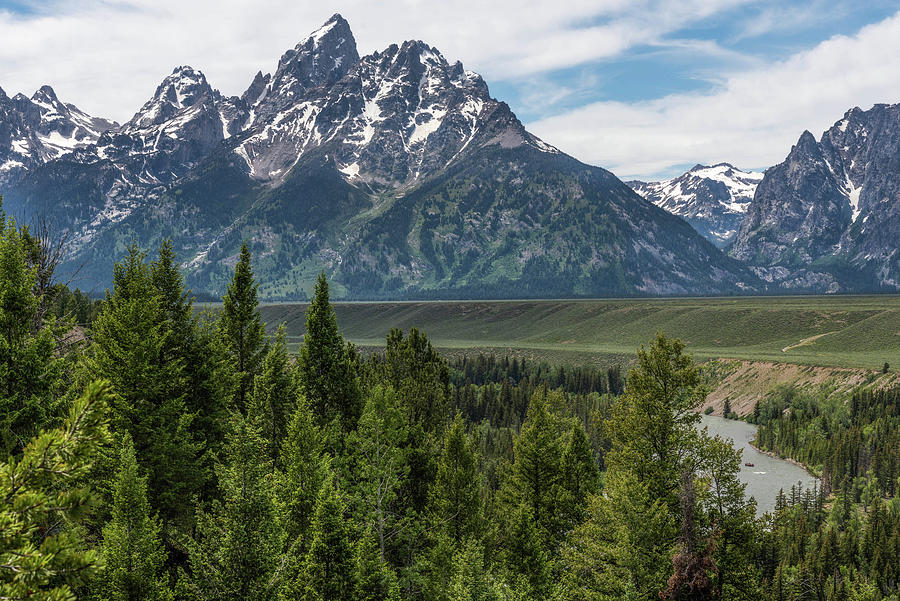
[660,471,720,601]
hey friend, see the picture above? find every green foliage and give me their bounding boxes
[182,413,284,601]
[297,273,361,429]
[354,527,401,601]
[754,386,899,496]
[295,478,355,601]
[446,539,504,601]
[91,434,172,601]
[6,231,897,601]
[349,386,409,564]
[429,414,482,544]
[220,242,267,413]
[276,396,327,547]
[607,333,707,511]
[500,388,567,542]
[383,327,450,432]
[0,215,63,456]
[250,325,296,462]
[89,243,204,525]
[0,380,111,601]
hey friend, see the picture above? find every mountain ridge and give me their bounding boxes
[628,163,764,248]
[730,103,900,292]
[0,14,760,299]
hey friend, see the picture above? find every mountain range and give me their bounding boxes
[628,163,763,248]
[730,103,900,292]
[0,15,896,298]
[0,14,758,299]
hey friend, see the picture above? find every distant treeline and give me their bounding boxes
[752,385,900,497]
[448,352,625,396]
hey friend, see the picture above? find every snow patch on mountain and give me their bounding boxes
[629,163,764,247]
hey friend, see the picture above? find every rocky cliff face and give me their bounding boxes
[0,85,115,184]
[731,104,900,292]
[629,163,763,247]
[0,14,759,299]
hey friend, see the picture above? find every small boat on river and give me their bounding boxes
[745,462,755,467]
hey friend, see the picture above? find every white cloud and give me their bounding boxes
[0,0,748,121]
[528,11,900,180]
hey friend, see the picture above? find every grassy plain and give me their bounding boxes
[258,295,900,370]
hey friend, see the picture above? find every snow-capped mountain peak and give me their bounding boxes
[261,13,359,112]
[232,16,547,186]
[629,163,764,247]
[125,66,213,130]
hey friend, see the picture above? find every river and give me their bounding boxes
[698,414,819,516]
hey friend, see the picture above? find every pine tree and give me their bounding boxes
[503,507,551,599]
[90,244,203,526]
[151,239,228,471]
[447,539,503,601]
[354,527,401,601]
[220,242,266,413]
[295,478,355,601]
[277,395,328,547]
[502,388,566,541]
[560,421,600,530]
[606,333,707,513]
[383,327,450,432]
[183,413,284,601]
[0,215,62,456]
[350,385,408,563]
[92,434,172,601]
[296,273,361,429]
[0,380,111,601]
[429,413,482,544]
[250,325,297,463]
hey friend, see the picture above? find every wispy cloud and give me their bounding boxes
[528,11,900,180]
[0,0,749,121]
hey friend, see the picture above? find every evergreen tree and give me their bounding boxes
[503,506,551,599]
[91,434,172,601]
[220,242,266,413]
[560,421,600,530]
[296,272,361,429]
[383,327,450,432]
[429,414,482,544]
[0,215,62,456]
[295,478,355,601]
[700,435,758,599]
[354,527,401,601]
[0,380,111,601]
[150,239,191,337]
[183,412,284,601]
[502,388,566,541]
[606,333,707,513]
[90,244,203,526]
[350,385,409,563]
[151,239,228,474]
[277,395,328,547]
[447,539,503,601]
[250,325,297,463]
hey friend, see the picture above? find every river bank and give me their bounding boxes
[698,414,820,515]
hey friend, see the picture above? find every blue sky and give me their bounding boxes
[2,1,900,179]
[495,2,900,120]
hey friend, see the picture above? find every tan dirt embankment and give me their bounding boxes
[702,359,900,417]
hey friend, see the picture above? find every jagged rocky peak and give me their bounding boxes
[0,84,117,165]
[628,161,763,247]
[126,65,214,129]
[241,71,271,105]
[263,14,359,105]
[728,101,900,291]
[233,22,531,185]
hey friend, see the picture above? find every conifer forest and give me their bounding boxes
[1,210,898,601]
